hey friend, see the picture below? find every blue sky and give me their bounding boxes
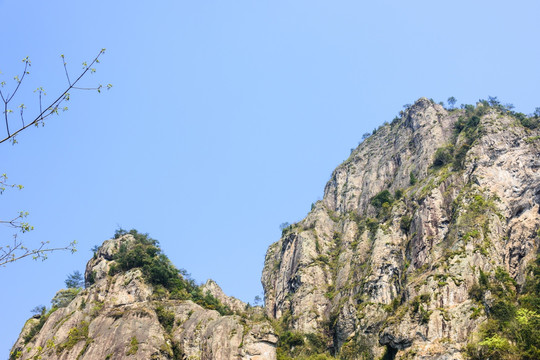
[1,0,539,355]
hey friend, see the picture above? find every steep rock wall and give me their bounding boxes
[262,98,540,359]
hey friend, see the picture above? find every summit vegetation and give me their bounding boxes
[109,229,232,316]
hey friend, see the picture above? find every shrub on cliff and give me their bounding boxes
[467,259,540,359]
[370,190,393,209]
[432,145,454,168]
[51,288,81,308]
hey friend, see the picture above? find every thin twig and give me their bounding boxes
[3,102,8,137]
[6,60,29,103]
[0,49,105,145]
[72,87,101,90]
[0,241,75,266]
[62,56,71,86]
[39,90,42,119]
[20,106,24,127]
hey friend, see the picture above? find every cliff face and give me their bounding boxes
[11,234,277,360]
[262,98,540,359]
[11,98,540,360]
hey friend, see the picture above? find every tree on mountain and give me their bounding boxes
[65,270,84,288]
[447,96,457,109]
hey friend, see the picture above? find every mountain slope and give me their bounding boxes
[262,98,540,359]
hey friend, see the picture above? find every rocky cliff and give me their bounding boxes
[262,98,540,359]
[11,98,540,360]
[10,232,277,360]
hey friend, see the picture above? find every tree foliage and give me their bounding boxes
[467,257,540,359]
[110,229,232,315]
[51,288,81,308]
[447,96,457,109]
[65,270,84,288]
[370,190,393,210]
[432,145,454,168]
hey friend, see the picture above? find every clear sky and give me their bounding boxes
[1,0,539,356]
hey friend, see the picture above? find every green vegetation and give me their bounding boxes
[339,335,373,359]
[453,104,485,169]
[432,145,454,168]
[273,307,375,359]
[110,229,232,315]
[447,96,457,110]
[277,331,336,360]
[466,259,540,360]
[126,337,139,356]
[86,270,96,286]
[155,305,175,332]
[450,98,540,171]
[23,308,55,344]
[409,171,417,185]
[479,97,540,130]
[410,294,431,324]
[409,171,418,186]
[384,297,400,313]
[370,190,394,219]
[400,215,412,234]
[51,288,81,308]
[65,270,85,288]
[520,116,540,130]
[370,190,393,209]
[56,321,89,354]
[365,218,379,235]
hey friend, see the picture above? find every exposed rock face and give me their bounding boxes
[201,279,248,314]
[262,98,540,359]
[11,234,277,360]
[11,98,540,360]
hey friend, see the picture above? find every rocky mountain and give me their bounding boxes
[10,232,277,360]
[11,98,540,360]
[262,98,540,360]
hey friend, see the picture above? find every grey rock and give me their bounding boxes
[11,234,277,360]
[262,99,540,359]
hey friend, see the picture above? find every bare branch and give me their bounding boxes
[19,103,25,127]
[0,49,107,145]
[3,101,9,137]
[1,59,30,137]
[71,86,101,91]
[61,54,71,86]
[0,51,104,267]
[0,237,77,267]
[6,58,30,103]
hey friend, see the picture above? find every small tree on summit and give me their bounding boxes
[65,270,84,288]
[447,97,457,110]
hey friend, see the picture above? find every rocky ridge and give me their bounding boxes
[11,233,277,360]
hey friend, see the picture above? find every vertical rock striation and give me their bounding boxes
[262,98,540,359]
